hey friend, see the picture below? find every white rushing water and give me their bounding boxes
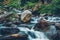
[0,16,59,40]
[18,27,49,40]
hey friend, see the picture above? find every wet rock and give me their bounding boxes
[3,22,12,27]
[28,31,36,38]
[0,12,4,15]
[55,23,60,27]
[0,10,4,15]
[54,30,60,40]
[19,31,28,38]
[0,20,4,24]
[34,19,50,31]
[0,27,20,35]
[44,17,48,20]
[12,20,21,25]
[0,31,28,40]
[11,24,17,27]
[55,23,60,30]
[21,10,32,23]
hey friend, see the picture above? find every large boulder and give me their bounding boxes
[34,19,50,31]
[21,10,32,22]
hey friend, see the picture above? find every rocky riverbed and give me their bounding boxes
[0,10,60,40]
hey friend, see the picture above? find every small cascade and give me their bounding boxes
[18,27,49,40]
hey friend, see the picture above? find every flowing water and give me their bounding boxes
[0,16,60,40]
[18,27,49,40]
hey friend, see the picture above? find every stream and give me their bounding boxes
[0,16,60,40]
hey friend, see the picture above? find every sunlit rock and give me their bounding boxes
[21,10,32,22]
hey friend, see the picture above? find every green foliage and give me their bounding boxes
[0,0,60,16]
[7,0,18,7]
[28,0,38,3]
[0,2,3,6]
[50,0,60,15]
[24,2,35,9]
[38,0,60,15]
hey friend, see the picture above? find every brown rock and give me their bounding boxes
[21,10,32,22]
